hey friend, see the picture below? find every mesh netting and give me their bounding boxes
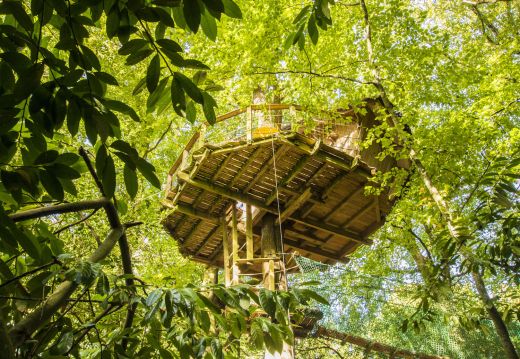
[290,255,520,358]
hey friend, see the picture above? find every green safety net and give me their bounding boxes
[290,255,520,358]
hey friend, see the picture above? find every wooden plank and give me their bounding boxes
[243,144,290,193]
[284,228,328,245]
[183,219,204,245]
[320,171,349,201]
[177,172,370,245]
[178,171,274,212]
[166,202,220,224]
[193,224,220,256]
[277,187,312,223]
[228,147,264,188]
[282,237,346,262]
[340,199,375,228]
[268,259,275,290]
[265,155,311,205]
[246,203,253,259]
[211,154,234,181]
[290,214,371,245]
[322,185,365,223]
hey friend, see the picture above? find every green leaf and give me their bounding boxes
[39,168,64,201]
[51,331,73,355]
[102,155,116,198]
[0,1,34,32]
[119,39,149,55]
[174,72,203,104]
[146,288,163,307]
[95,71,119,86]
[136,158,161,188]
[171,77,186,116]
[124,164,138,199]
[308,14,319,45]
[80,45,101,71]
[222,0,242,19]
[259,289,276,318]
[201,11,217,41]
[47,163,81,179]
[156,38,183,53]
[183,0,201,33]
[202,92,216,124]
[14,63,44,100]
[104,99,140,122]
[146,55,161,93]
[125,48,154,66]
[34,150,59,165]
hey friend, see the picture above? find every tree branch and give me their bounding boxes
[249,69,375,85]
[143,120,173,158]
[9,198,110,223]
[78,147,137,350]
[9,227,124,347]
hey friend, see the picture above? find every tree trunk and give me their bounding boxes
[471,271,519,359]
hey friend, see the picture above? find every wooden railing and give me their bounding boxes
[165,104,311,194]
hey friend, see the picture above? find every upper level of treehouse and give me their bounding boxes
[162,99,409,269]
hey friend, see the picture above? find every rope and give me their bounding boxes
[268,113,289,290]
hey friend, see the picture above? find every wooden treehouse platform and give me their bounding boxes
[162,100,408,281]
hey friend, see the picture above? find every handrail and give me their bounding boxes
[165,103,349,195]
[167,104,304,177]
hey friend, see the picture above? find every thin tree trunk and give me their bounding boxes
[471,271,519,359]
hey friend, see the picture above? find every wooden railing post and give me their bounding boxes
[246,204,253,260]
[246,106,253,142]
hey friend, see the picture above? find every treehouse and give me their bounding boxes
[162,98,409,288]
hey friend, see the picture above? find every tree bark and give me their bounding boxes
[9,198,110,222]
[471,271,519,359]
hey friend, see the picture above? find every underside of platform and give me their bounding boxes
[162,131,395,267]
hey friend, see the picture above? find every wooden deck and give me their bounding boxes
[162,100,408,270]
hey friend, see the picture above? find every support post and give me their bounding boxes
[261,213,294,359]
[246,106,253,142]
[261,214,277,291]
[246,204,254,260]
[221,218,231,287]
[231,203,240,285]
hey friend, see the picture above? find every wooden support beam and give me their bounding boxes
[282,237,346,262]
[340,199,375,228]
[320,171,348,201]
[243,145,290,193]
[178,171,273,212]
[231,203,240,285]
[290,214,371,245]
[246,204,253,259]
[164,201,220,224]
[322,185,365,223]
[284,228,328,245]
[221,219,231,286]
[183,219,204,245]
[265,155,311,205]
[193,224,220,256]
[277,187,312,223]
[176,172,369,245]
[211,154,234,181]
